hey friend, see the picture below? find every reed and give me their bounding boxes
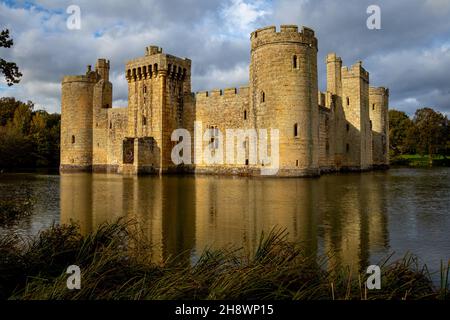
[0,219,447,300]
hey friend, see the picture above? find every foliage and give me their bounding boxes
[412,108,448,160]
[0,97,60,169]
[389,110,415,155]
[0,220,447,300]
[389,107,449,163]
[0,29,22,86]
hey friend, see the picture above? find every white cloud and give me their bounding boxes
[193,63,249,91]
[221,0,271,34]
[0,0,449,116]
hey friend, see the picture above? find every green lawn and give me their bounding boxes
[390,154,449,167]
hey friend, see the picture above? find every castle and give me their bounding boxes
[60,25,389,176]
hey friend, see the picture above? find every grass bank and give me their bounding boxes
[390,154,450,167]
[0,220,448,300]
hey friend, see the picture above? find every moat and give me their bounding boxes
[1,168,449,282]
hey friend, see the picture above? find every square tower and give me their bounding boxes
[124,46,192,173]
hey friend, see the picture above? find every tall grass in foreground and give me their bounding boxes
[0,219,448,300]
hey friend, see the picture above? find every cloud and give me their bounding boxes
[221,0,271,34]
[0,0,449,117]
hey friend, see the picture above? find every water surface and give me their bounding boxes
[1,168,449,280]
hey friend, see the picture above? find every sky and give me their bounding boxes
[0,0,449,116]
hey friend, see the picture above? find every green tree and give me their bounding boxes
[389,109,414,155]
[412,107,447,164]
[0,97,32,126]
[0,98,60,170]
[0,126,34,168]
[0,29,22,86]
[10,102,33,134]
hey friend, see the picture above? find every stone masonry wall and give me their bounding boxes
[60,25,389,177]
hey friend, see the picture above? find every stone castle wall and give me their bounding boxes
[249,25,319,176]
[338,61,373,170]
[194,87,252,175]
[369,87,389,167]
[60,25,389,177]
[61,72,97,172]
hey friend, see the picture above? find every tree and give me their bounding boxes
[0,29,22,86]
[388,109,414,155]
[0,98,60,169]
[412,108,447,164]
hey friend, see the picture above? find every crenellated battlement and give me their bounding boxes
[96,58,110,68]
[62,73,98,84]
[145,45,163,56]
[195,86,249,100]
[342,61,369,82]
[125,47,190,83]
[369,86,389,96]
[250,25,317,51]
[326,52,342,64]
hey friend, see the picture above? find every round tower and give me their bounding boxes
[369,87,389,167]
[250,25,319,176]
[60,67,98,172]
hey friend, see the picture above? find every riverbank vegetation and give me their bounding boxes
[0,220,448,300]
[0,196,34,226]
[0,97,60,170]
[389,108,449,166]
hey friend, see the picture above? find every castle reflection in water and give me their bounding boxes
[60,173,389,270]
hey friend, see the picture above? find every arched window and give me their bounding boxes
[346,143,350,153]
[143,116,147,126]
[154,63,158,73]
[244,110,247,120]
[293,55,298,69]
[71,135,75,144]
[261,91,265,103]
[346,123,350,132]
[110,121,112,129]
[346,97,350,106]
[369,120,372,129]
[372,103,375,110]
[294,123,298,137]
